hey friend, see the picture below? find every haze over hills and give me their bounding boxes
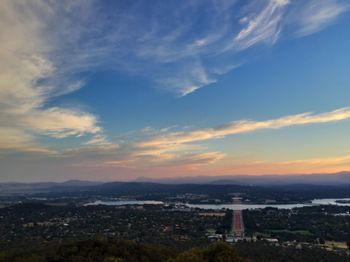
[134,171,350,185]
[0,180,103,195]
[0,172,348,195]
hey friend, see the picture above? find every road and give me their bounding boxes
[232,210,244,237]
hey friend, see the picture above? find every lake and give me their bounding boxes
[84,198,350,210]
[84,200,164,206]
[186,198,350,210]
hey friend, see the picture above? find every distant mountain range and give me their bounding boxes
[0,180,103,195]
[134,171,350,185]
[0,172,348,195]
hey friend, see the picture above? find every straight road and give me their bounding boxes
[232,210,244,237]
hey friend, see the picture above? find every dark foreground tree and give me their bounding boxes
[1,238,348,262]
[1,239,246,262]
[168,242,248,262]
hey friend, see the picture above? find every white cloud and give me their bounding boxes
[22,108,101,138]
[0,0,106,153]
[1,0,349,157]
[137,107,350,149]
[0,128,55,154]
[228,0,349,53]
[165,61,217,96]
[80,107,349,170]
[233,0,289,50]
[132,0,348,94]
[294,0,350,36]
[1,0,346,100]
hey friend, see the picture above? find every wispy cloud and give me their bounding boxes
[0,0,349,156]
[0,128,55,154]
[281,154,350,166]
[216,154,350,175]
[75,107,350,170]
[162,151,225,168]
[103,151,225,169]
[69,152,350,180]
[1,0,348,102]
[137,107,350,150]
[293,0,350,36]
[0,0,108,153]
[231,0,289,50]
[159,61,217,96]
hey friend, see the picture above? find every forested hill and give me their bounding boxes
[0,238,347,262]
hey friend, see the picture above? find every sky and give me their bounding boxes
[0,0,350,182]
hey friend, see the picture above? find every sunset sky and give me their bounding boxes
[1,0,350,182]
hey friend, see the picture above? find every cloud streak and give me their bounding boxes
[76,107,350,171]
[293,0,350,36]
[0,0,349,163]
[281,154,350,166]
[217,154,350,175]
[137,107,350,149]
[232,0,289,50]
[65,107,350,170]
[1,0,346,100]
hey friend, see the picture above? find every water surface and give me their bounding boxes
[186,198,350,210]
[84,198,350,210]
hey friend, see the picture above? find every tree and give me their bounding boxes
[168,242,248,262]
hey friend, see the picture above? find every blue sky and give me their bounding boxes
[0,0,350,181]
